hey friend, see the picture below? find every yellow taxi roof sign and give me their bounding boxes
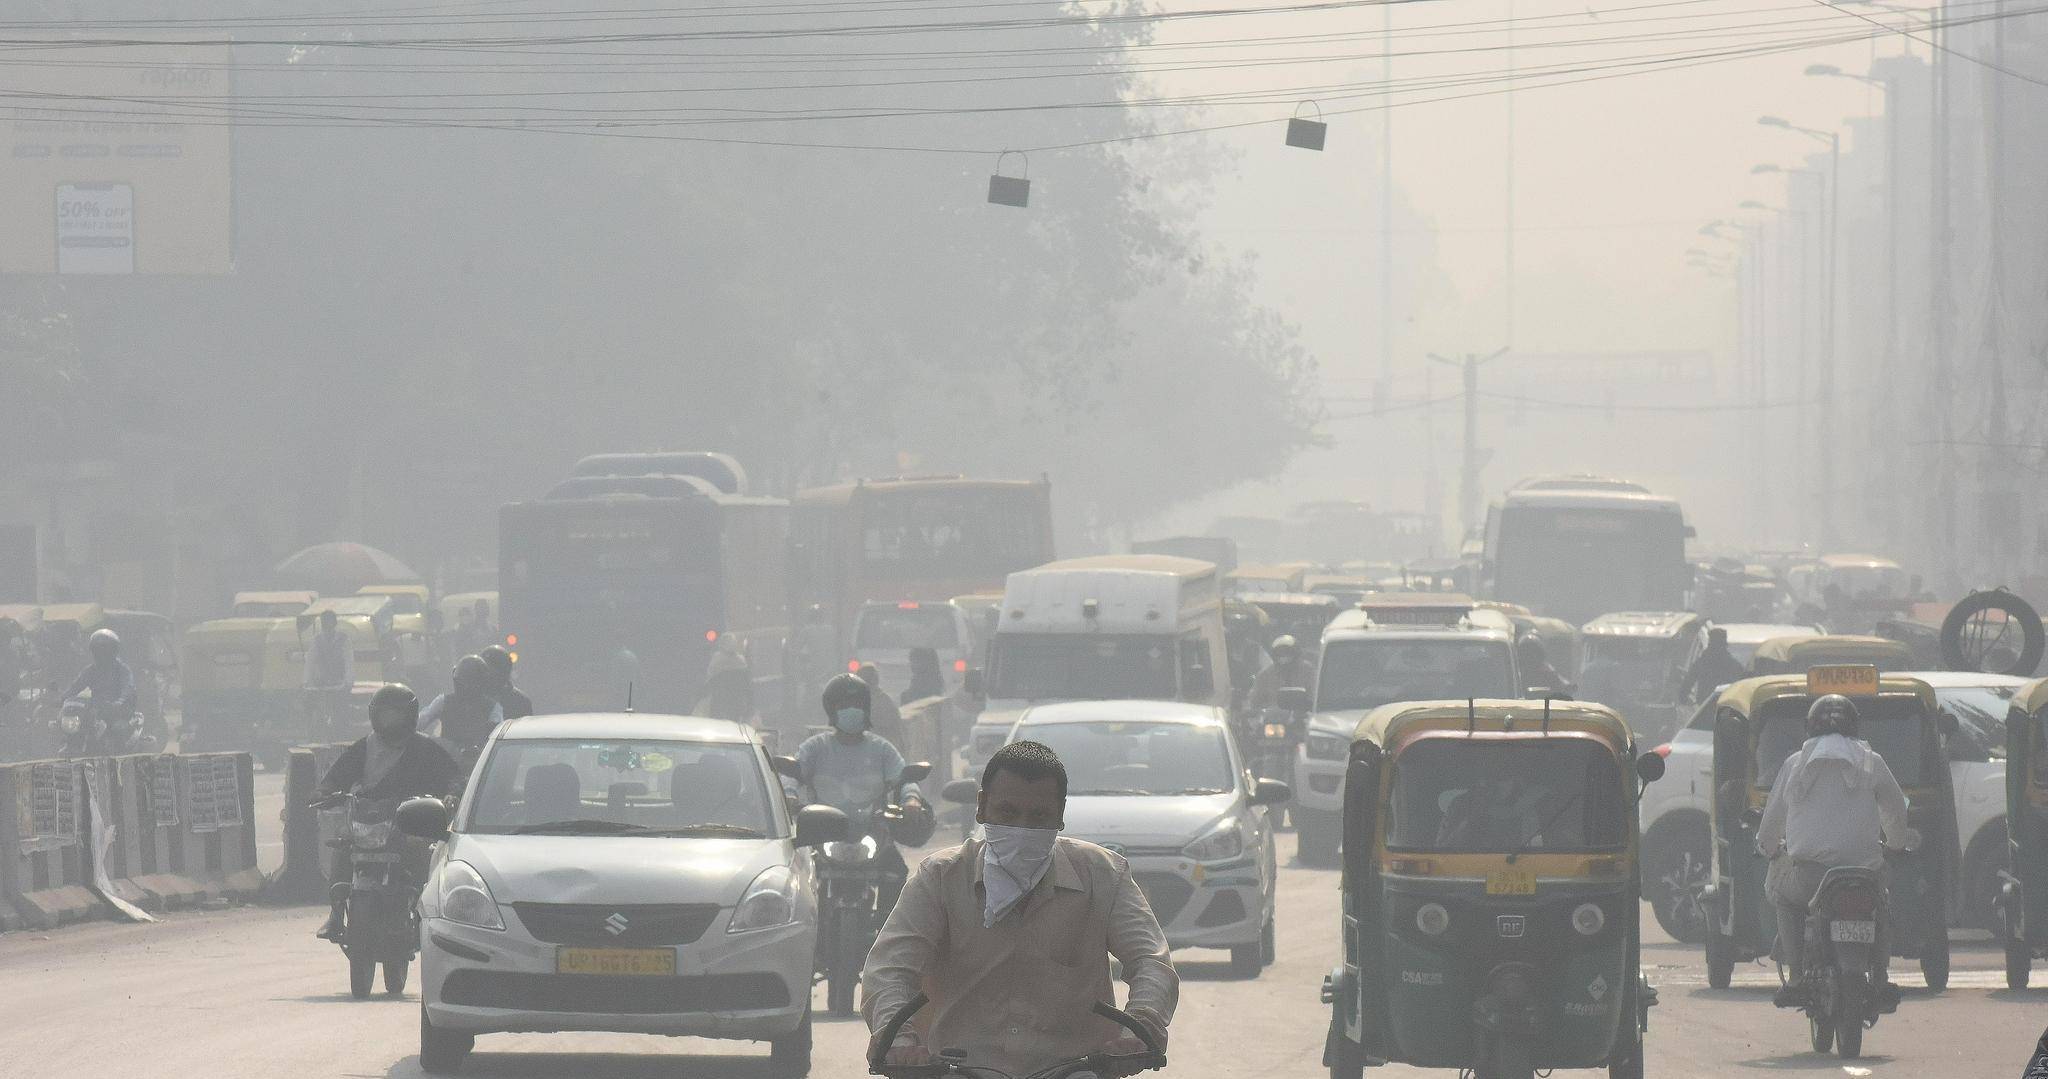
[1808,664,1880,698]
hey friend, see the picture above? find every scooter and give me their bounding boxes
[814,762,932,1017]
[315,790,423,1000]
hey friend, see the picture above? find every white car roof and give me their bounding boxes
[1321,624,1513,645]
[1895,671,2030,690]
[495,713,758,744]
[1015,700,1227,727]
[1717,622,1823,644]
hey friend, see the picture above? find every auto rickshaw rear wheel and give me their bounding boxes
[1920,930,1950,991]
[1704,930,1735,989]
[2007,940,2032,990]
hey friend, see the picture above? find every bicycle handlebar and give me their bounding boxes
[867,993,1166,1079]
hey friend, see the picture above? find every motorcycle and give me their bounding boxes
[57,691,157,758]
[1784,858,1906,1059]
[316,791,423,1000]
[813,761,932,1017]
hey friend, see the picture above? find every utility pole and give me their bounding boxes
[1430,348,1510,543]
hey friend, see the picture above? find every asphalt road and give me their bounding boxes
[1,833,2041,1078]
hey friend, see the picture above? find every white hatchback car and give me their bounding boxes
[1005,700,1289,977]
[404,713,844,1076]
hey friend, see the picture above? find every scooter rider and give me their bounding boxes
[65,628,136,728]
[1756,693,1913,1009]
[315,684,462,940]
[421,655,504,753]
[796,674,930,912]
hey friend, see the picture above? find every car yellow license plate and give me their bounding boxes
[556,948,675,976]
[1485,868,1536,896]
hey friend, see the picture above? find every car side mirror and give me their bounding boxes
[1635,752,1666,784]
[899,761,932,784]
[395,796,451,841]
[1276,686,1312,714]
[941,778,979,804]
[1251,778,1292,806]
[1935,709,1959,737]
[794,805,850,848]
[963,668,985,697]
[770,754,802,780]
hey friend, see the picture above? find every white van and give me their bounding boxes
[966,555,1230,770]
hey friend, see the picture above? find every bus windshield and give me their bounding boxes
[854,605,964,652]
[1315,637,1516,711]
[1386,739,1626,853]
[988,634,1177,700]
[1492,504,1686,625]
[859,487,1050,581]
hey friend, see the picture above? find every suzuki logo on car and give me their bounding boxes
[1496,915,1526,939]
[604,913,630,936]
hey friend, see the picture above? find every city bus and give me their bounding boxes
[1482,475,1694,627]
[499,464,789,716]
[789,475,1053,645]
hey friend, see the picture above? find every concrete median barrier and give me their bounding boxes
[0,760,102,930]
[263,743,351,905]
[99,752,263,911]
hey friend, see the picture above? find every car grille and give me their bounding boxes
[512,903,721,947]
[1133,872,1195,924]
[440,971,789,1014]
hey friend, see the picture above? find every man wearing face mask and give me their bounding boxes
[796,674,928,912]
[313,684,462,940]
[863,741,1177,1077]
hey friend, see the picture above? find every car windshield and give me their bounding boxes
[1385,739,1626,853]
[854,605,963,651]
[1933,684,2015,759]
[466,739,775,836]
[1577,637,1678,702]
[988,634,1177,700]
[1754,697,1927,789]
[1024,720,1234,795]
[1314,637,1515,711]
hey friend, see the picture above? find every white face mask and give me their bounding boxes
[980,823,1058,927]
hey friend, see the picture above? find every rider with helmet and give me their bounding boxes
[421,654,505,753]
[315,684,462,940]
[1756,693,1914,1008]
[477,645,533,721]
[796,674,931,912]
[64,628,137,732]
[1248,635,1316,712]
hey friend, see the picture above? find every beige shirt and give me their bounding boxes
[861,836,1179,1077]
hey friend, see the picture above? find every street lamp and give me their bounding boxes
[1759,114,1843,547]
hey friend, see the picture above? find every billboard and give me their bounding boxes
[1,41,233,275]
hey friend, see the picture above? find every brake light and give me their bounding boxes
[505,634,518,647]
[953,659,968,673]
[897,601,921,610]
[848,659,861,673]
[1831,888,1877,919]
[705,630,719,643]
[1653,744,1672,758]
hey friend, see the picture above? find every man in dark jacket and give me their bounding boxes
[316,683,462,940]
[479,645,533,721]
[1683,627,1750,704]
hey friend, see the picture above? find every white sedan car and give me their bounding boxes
[403,713,845,1076]
[1004,700,1289,977]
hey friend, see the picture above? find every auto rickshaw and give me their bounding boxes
[231,590,319,618]
[1701,670,1958,990]
[1748,634,1911,677]
[1322,699,1663,1079]
[2001,677,2048,988]
[358,585,441,686]
[34,602,108,689]
[181,615,298,759]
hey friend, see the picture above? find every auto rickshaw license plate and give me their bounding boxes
[1829,920,1877,944]
[556,948,675,976]
[1485,868,1536,896]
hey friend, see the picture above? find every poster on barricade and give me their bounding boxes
[144,756,179,828]
[27,761,79,841]
[181,756,241,833]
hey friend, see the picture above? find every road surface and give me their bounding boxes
[0,833,2038,1077]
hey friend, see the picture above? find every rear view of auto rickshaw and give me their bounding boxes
[1747,635,1912,677]
[1322,698,1663,1079]
[1702,670,1958,991]
[2000,677,2048,987]
[1575,611,1704,744]
[180,615,297,760]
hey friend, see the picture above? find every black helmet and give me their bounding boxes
[821,672,871,722]
[369,683,420,734]
[480,644,514,680]
[88,628,120,661]
[453,654,490,694]
[1807,693,1859,737]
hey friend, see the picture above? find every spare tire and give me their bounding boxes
[1940,589,2046,675]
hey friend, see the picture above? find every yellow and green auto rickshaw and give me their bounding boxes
[2001,678,2048,988]
[1702,670,1958,990]
[1323,699,1663,1079]
[180,615,297,760]
[1748,635,1912,677]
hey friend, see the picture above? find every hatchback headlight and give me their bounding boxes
[728,865,796,933]
[1305,731,1346,760]
[1182,818,1247,863]
[438,860,504,930]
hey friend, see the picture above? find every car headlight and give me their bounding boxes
[1305,731,1346,760]
[1182,818,1247,863]
[437,860,504,931]
[350,820,394,847]
[728,865,797,933]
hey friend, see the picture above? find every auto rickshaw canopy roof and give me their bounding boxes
[1351,698,1633,753]
[2014,676,2048,718]
[1714,672,1937,715]
[1749,634,1913,668]
[37,602,105,628]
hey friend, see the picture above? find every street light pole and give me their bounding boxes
[1759,118,1843,547]
[1430,348,1510,542]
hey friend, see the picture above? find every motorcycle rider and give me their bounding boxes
[304,610,355,733]
[856,662,908,749]
[1248,635,1316,712]
[1756,693,1913,1009]
[1684,626,1749,704]
[695,638,756,723]
[420,655,504,754]
[796,674,928,913]
[314,684,461,940]
[477,645,533,721]
[64,628,137,743]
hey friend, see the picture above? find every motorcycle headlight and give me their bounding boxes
[1306,731,1346,760]
[728,865,796,933]
[1263,722,1289,739]
[822,840,873,864]
[1182,817,1247,863]
[350,820,394,847]
[60,714,80,733]
[437,860,504,931]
